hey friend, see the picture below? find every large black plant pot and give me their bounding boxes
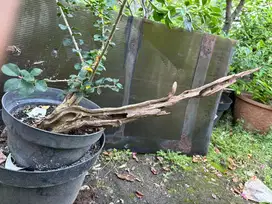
[0,134,104,204]
[2,88,104,170]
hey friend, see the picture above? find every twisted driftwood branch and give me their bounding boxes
[38,68,260,133]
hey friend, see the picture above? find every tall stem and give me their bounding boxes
[89,0,128,82]
[56,0,85,64]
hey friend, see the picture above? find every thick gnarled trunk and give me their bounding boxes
[38,68,259,134]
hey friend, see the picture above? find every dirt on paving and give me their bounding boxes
[75,154,250,204]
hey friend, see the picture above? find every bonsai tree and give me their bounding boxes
[1,0,259,134]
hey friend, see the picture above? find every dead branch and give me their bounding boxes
[38,68,260,133]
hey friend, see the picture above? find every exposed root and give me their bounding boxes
[38,68,260,134]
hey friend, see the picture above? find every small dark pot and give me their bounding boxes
[218,93,233,112]
[214,93,233,125]
[0,134,104,204]
[2,88,104,170]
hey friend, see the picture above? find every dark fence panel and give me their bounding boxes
[1,0,235,154]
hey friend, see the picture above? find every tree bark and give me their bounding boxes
[38,68,260,133]
[223,0,245,35]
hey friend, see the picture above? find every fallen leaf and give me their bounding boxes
[103,151,112,156]
[214,147,221,154]
[154,183,160,188]
[116,173,140,182]
[151,166,158,175]
[192,155,207,163]
[202,156,207,162]
[232,177,239,183]
[118,163,127,169]
[162,166,170,171]
[233,187,241,195]
[80,185,90,191]
[132,152,139,162]
[216,172,222,177]
[192,155,201,163]
[0,151,6,165]
[135,191,144,199]
[247,154,252,159]
[92,163,101,171]
[211,193,217,199]
[228,157,237,170]
[238,183,244,190]
[157,156,164,163]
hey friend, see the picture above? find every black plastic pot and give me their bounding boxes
[0,134,104,204]
[214,93,233,125]
[2,88,104,170]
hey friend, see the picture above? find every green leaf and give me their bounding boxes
[210,6,221,13]
[20,70,35,82]
[105,78,113,82]
[30,68,43,76]
[95,78,105,85]
[109,42,116,47]
[94,34,102,41]
[79,39,84,45]
[63,38,72,46]
[202,0,207,5]
[19,80,35,95]
[156,0,165,3]
[35,80,47,92]
[58,24,68,30]
[72,31,82,36]
[97,87,102,95]
[116,83,123,89]
[78,69,87,79]
[1,63,21,76]
[74,63,81,70]
[56,2,64,7]
[153,11,166,21]
[4,78,21,92]
[185,1,190,6]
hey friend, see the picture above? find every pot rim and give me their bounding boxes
[236,93,272,111]
[1,88,105,137]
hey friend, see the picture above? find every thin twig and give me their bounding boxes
[56,0,85,64]
[93,84,118,89]
[141,0,148,18]
[44,78,69,83]
[101,14,106,49]
[231,0,245,21]
[90,0,128,82]
[126,1,134,16]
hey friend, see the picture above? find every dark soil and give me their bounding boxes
[13,104,100,135]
